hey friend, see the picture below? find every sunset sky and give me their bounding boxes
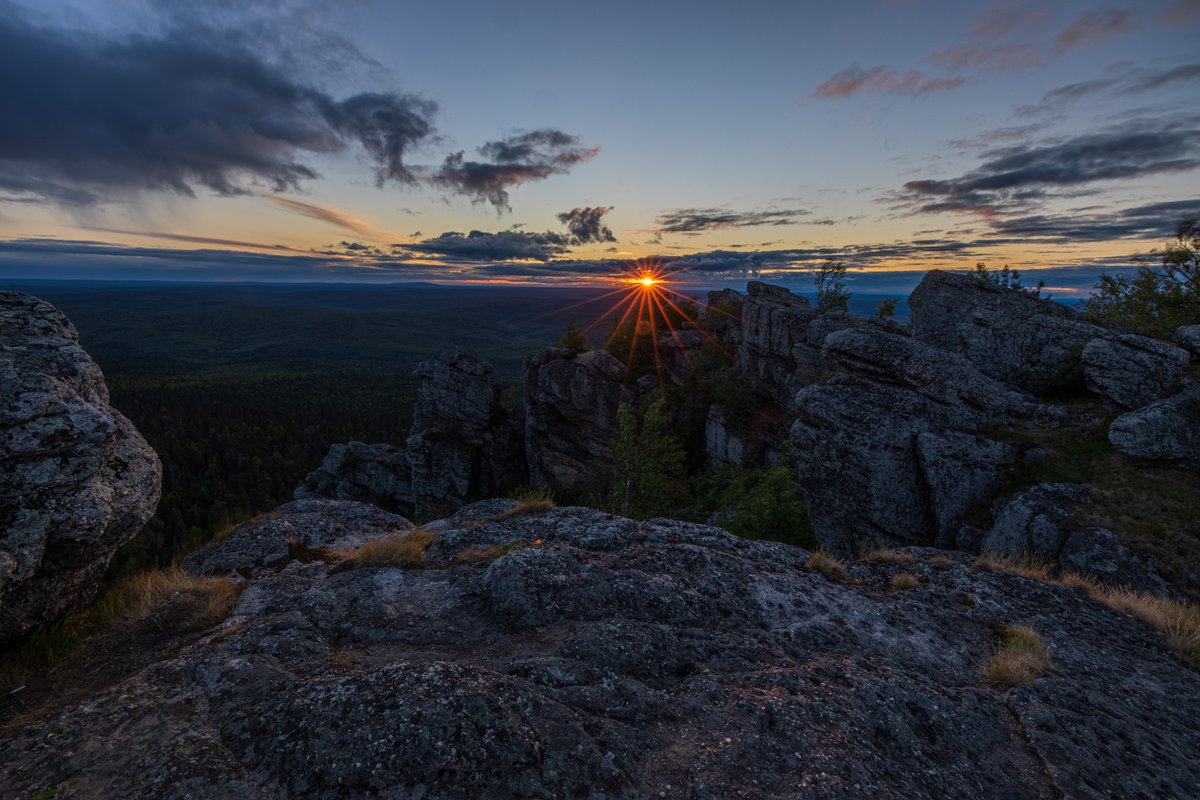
[1,0,1198,295]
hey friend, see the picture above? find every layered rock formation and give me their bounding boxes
[0,292,160,644]
[297,350,525,518]
[1081,333,1189,409]
[791,326,1049,554]
[909,269,1101,393]
[523,348,638,490]
[1108,385,1200,469]
[5,502,1200,798]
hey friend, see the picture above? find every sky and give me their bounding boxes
[1,0,1198,295]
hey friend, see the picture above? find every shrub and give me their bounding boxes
[559,317,588,350]
[983,624,1051,688]
[608,396,686,519]
[813,259,850,313]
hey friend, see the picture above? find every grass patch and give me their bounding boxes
[332,527,436,568]
[805,550,846,581]
[489,489,557,522]
[982,624,1051,688]
[972,554,1054,582]
[887,572,920,590]
[978,397,1200,595]
[450,543,530,565]
[930,554,954,568]
[860,546,917,565]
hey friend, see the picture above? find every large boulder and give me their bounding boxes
[791,327,1049,554]
[1081,333,1189,409]
[523,348,638,490]
[0,292,160,644]
[1177,324,1200,357]
[5,505,1200,797]
[1108,385,1200,469]
[909,269,1103,393]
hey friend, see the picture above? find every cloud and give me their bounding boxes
[986,198,1200,242]
[400,229,573,261]
[1125,63,1200,92]
[1158,0,1200,25]
[0,9,437,205]
[896,118,1200,217]
[654,208,811,233]
[809,65,966,99]
[81,226,306,252]
[928,43,1042,72]
[264,196,378,236]
[557,206,616,243]
[1053,8,1139,54]
[968,3,1049,39]
[431,130,599,212]
[1017,64,1200,115]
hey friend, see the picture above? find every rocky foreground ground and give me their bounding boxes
[3,498,1198,799]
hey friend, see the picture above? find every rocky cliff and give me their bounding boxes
[4,499,1200,798]
[0,292,160,645]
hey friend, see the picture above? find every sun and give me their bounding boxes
[540,258,738,387]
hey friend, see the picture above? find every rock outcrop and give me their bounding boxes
[5,502,1200,798]
[1081,333,1189,409]
[791,326,1050,554]
[297,351,525,518]
[1108,385,1200,469]
[909,269,1102,393]
[0,292,160,645]
[1177,324,1200,357]
[734,281,815,403]
[980,484,1165,591]
[523,348,638,490]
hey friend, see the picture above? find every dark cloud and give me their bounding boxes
[431,130,599,212]
[1125,63,1200,93]
[987,198,1200,242]
[556,206,616,243]
[655,208,810,233]
[1018,65,1200,116]
[1053,8,1139,54]
[896,119,1200,217]
[0,9,437,205]
[809,65,966,100]
[400,229,572,262]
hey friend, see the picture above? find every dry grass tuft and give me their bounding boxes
[489,487,557,523]
[1089,587,1200,668]
[972,553,1054,582]
[860,547,917,565]
[887,572,920,590]
[982,624,1051,688]
[116,567,242,624]
[805,550,846,581]
[333,527,436,568]
[930,554,954,568]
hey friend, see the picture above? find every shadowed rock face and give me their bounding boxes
[523,348,638,490]
[5,502,1200,798]
[1109,385,1200,469]
[909,270,1102,394]
[0,292,160,644]
[1081,333,1190,410]
[791,327,1050,554]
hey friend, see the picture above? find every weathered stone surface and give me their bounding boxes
[981,483,1090,558]
[183,498,412,579]
[735,281,815,403]
[0,291,160,644]
[916,431,1018,548]
[791,327,1049,554]
[704,404,783,470]
[1109,385,1200,469]
[294,441,412,510]
[524,348,638,490]
[910,269,1103,393]
[1059,527,1170,594]
[1177,324,1200,357]
[5,504,1200,799]
[1082,333,1190,409]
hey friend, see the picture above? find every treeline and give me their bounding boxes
[105,371,414,579]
